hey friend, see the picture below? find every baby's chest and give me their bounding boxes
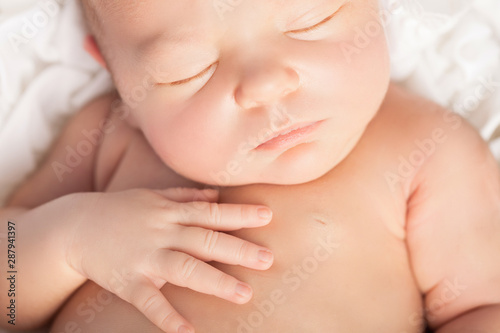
[175,182,425,332]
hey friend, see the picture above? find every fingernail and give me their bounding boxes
[258,249,273,264]
[178,325,192,333]
[235,283,252,299]
[258,207,272,220]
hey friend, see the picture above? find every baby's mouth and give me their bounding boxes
[255,120,324,151]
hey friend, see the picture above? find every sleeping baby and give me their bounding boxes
[2,0,500,332]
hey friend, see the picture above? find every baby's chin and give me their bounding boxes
[258,147,338,185]
[189,146,344,187]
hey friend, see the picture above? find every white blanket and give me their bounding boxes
[0,0,113,207]
[0,0,499,332]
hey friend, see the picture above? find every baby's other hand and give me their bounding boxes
[64,188,274,333]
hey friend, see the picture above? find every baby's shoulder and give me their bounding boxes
[374,84,464,149]
[86,93,143,191]
[373,83,486,159]
[6,92,128,206]
[367,84,492,197]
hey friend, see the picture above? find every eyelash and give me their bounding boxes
[287,2,350,37]
[287,11,337,35]
[156,62,218,87]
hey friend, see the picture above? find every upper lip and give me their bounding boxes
[257,121,320,146]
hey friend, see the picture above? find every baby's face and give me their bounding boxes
[95,0,390,186]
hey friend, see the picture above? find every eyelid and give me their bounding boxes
[287,12,336,34]
[287,4,346,34]
[156,61,218,87]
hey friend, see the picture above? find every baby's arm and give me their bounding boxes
[1,94,274,333]
[405,108,500,332]
[0,94,116,330]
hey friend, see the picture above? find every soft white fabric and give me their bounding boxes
[383,0,500,150]
[0,0,112,206]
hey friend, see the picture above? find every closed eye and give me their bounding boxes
[287,12,337,34]
[156,62,218,87]
[286,3,348,36]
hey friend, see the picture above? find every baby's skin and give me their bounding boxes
[50,84,500,333]
[2,0,500,332]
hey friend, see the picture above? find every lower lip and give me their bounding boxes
[255,121,324,151]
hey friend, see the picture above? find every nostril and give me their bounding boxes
[234,64,300,109]
[234,87,260,109]
[285,67,300,91]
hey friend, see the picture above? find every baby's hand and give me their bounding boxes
[64,188,273,333]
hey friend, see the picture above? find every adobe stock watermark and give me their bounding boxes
[384,126,450,192]
[209,104,295,185]
[55,268,133,333]
[340,0,427,64]
[120,63,170,110]
[7,0,65,53]
[401,277,467,332]
[213,0,244,21]
[50,100,129,182]
[236,233,341,332]
[174,101,289,216]
[384,74,500,192]
[453,75,500,117]
[51,64,169,182]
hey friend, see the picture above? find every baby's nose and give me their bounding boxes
[234,63,300,109]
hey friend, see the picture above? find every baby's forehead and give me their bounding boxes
[90,0,353,48]
[87,0,143,18]
[92,0,335,22]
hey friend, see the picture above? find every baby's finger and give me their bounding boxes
[173,201,272,230]
[167,227,273,270]
[154,187,219,203]
[122,278,194,333]
[154,250,254,304]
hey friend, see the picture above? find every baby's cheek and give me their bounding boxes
[332,14,391,106]
[333,0,390,71]
[156,127,236,184]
